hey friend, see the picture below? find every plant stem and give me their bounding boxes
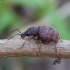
[0,39,70,59]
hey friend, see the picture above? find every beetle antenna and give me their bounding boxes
[10,29,22,33]
[8,33,21,40]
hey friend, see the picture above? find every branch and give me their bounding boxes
[0,39,70,59]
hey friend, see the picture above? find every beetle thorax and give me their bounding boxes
[25,27,38,36]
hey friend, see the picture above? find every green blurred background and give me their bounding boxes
[0,0,70,70]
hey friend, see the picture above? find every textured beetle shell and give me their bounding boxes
[25,27,38,36]
[38,26,60,43]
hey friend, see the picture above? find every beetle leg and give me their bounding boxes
[30,48,37,57]
[53,58,62,65]
[36,40,42,56]
[50,42,62,65]
[8,33,21,40]
[38,42,41,56]
[18,36,34,49]
[18,40,28,49]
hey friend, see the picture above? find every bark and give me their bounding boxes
[0,39,70,59]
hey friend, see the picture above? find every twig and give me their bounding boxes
[0,39,70,59]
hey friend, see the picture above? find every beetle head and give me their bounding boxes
[21,33,26,39]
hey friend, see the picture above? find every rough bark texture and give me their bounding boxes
[0,39,70,59]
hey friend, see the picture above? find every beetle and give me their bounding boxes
[9,26,61,65]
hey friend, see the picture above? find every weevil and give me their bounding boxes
[9,26,61,65]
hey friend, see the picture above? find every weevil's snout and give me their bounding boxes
[21,33,26,39]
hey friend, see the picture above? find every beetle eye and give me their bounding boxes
[21,34,25,39]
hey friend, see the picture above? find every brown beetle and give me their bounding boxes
[9,26,61,65]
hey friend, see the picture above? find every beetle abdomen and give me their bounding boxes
[38,26,59,43]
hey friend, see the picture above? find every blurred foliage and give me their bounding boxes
[47,9,70,39]
[0,58,12,70]
[6,0,56,7]
[0,0,56,34]
[22,58,52,70]
[0,1,20,33]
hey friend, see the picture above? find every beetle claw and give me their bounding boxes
[53,58,62,65]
